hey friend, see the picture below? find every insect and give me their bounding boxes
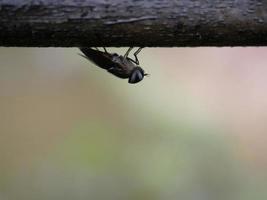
[79,47,148,84]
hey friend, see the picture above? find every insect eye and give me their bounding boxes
[128,69,144,84]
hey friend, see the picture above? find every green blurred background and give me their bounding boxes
[0,48,267,200]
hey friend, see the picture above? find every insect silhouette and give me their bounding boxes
[79,47,148,84]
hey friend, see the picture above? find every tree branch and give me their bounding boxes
[0,0,267,47]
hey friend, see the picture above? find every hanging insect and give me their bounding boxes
[79,47,148,84]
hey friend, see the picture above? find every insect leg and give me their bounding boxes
[103,47,108,53]
[124,47,133,58]
[127,57,138,65]
[133,47,143,65]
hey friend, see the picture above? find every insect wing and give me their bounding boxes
[79,48,116,70]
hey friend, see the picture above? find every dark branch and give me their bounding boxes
[0,0,267,47]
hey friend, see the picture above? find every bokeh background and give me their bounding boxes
[0,47,267,200]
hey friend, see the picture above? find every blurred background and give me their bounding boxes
[0,47,267,200]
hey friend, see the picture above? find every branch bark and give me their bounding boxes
[0,0,267,47]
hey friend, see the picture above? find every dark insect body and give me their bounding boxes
[79,47,148,84]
